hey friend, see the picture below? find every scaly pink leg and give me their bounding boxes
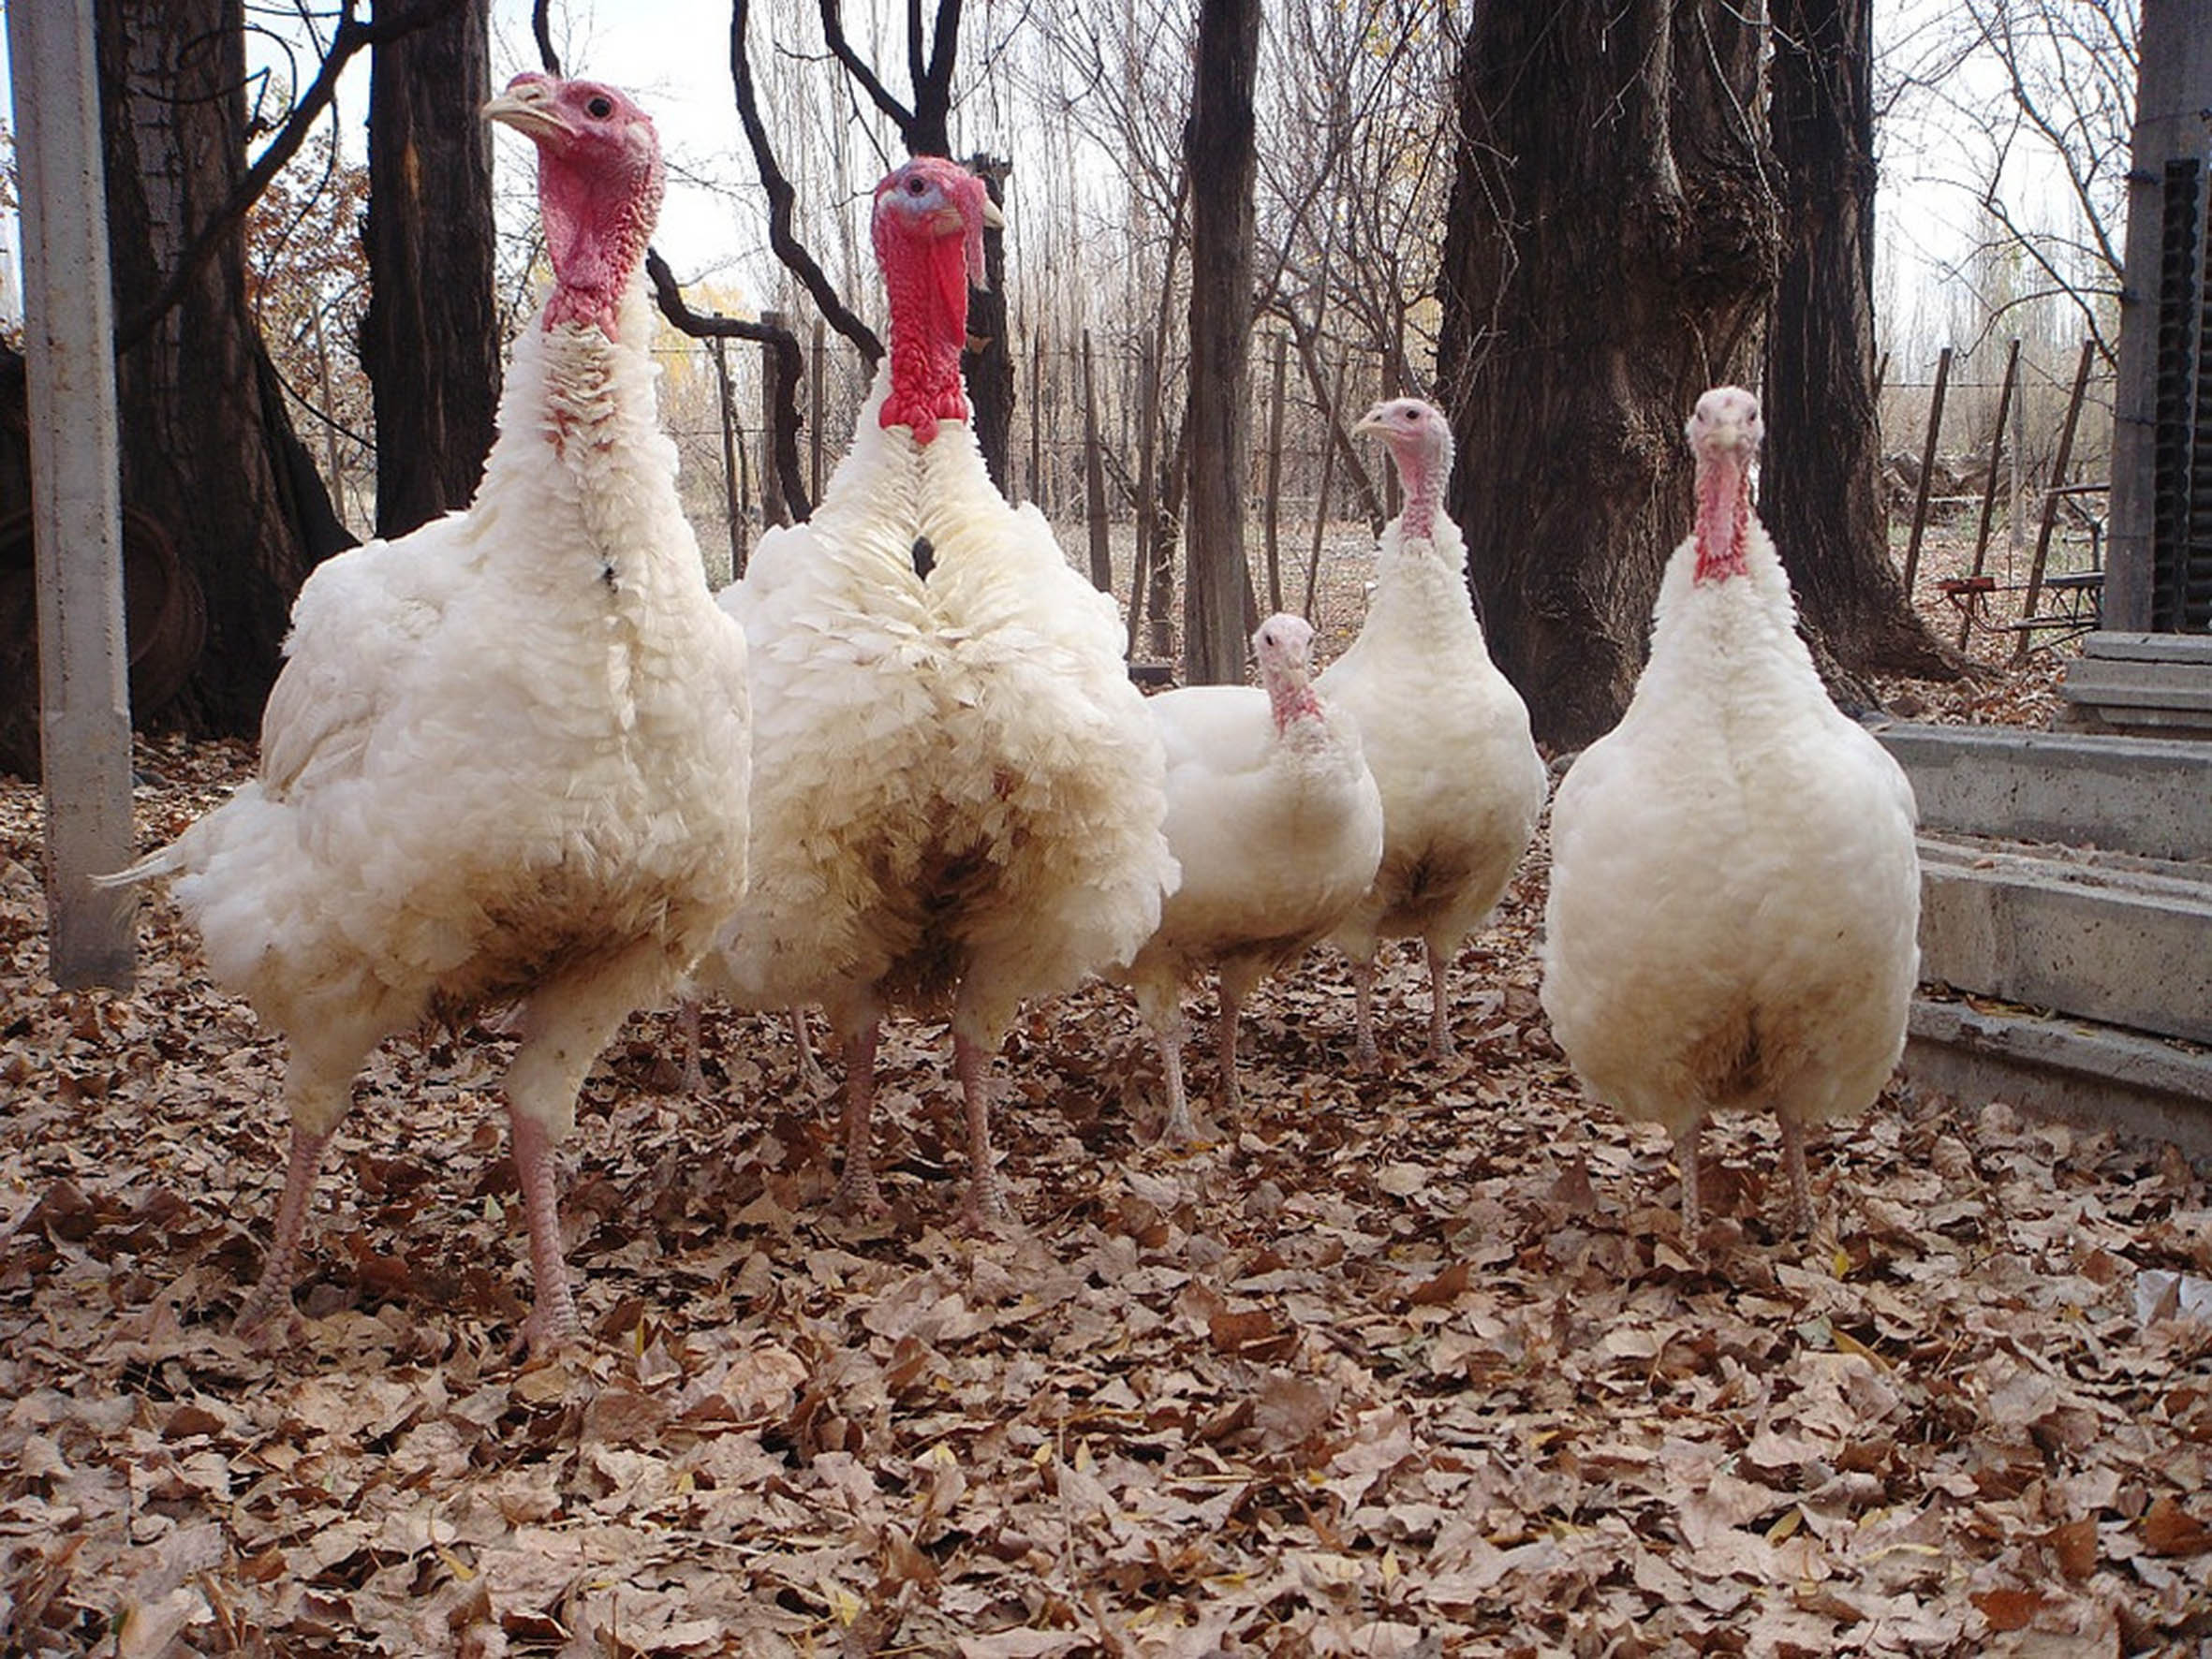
[955,1033,1005,1230]
[676,997,708,1094]
[832,1022,886,1216]
[1157,1024,1197,1147]
[234,1124,331,1337]
[509,1108,580,1358]
[1676,1120,1704,1243]
[790,1007,832,1096]
[1216,981,1245,1121]
[1780,1114,1813,1234]
[1425,941,1457,1062]
[1349,958,1382,1070]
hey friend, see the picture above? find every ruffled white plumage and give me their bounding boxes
[118,272,753,1134]
[1541,513,1920,1147]
[1319,509,1547,991]
[709,368,1175,1048]
[1131,684,1381,1004]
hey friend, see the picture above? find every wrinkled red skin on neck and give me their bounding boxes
[1268,674,1324,732]
[876,211,972,443]
[538,156,658,339]
[1692,445,1752,584]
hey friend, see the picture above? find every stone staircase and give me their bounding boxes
[1876,722,2212,1155]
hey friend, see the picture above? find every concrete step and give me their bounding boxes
[1877,722,2212,862]
[2057,630,2212,737]
[1916,834,2212,1048]
[1905,998,2212,1160]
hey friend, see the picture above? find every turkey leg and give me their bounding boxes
[955,1032,1004,1228]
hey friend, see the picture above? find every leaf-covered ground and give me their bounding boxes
[4,722,2209,1658]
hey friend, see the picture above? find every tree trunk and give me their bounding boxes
[1181,0,1261,686]
[97,0,351,738]
[1435,0,1779,750]
[362,0,499,540]
[1763,0,1959,683]
[961,154,1016,496]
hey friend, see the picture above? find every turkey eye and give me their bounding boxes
[586,95,613,119]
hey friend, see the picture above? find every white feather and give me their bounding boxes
[1541,508,1921,1145]
[705,368,1176,1049]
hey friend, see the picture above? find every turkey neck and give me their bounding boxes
[1393,442,1447,544]
[1268,673,1326,735]
[1361,520,1486,658]
[1691,444,1753,585]
[878,228,971,442]
[484,272,672,601]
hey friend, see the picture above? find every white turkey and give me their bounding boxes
[1540,386,1920,1238]
[100,74,752,1353]
[1124,613,1382,1144]
[700,155,1176,1227]
[1318,397,1547,1065]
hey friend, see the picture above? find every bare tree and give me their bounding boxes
[1882,0,2136,362]
[1436,0,1780,751]
[1182,0,1262,685]
[1765,0,1959,684]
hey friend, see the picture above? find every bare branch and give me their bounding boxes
[730,0,884,361]
[645,251,812,518]
[819,0,915,131]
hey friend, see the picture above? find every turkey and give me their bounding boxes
[700,155,1176,1227]
[1124,613,1382,1144]
[99,74,752,1354]
[1540,386,1920,1239]
[1318,397,1546,1065]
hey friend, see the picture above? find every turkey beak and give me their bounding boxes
[1352,404,1389,437]
[981,197,1006,230]
[483,78,572,145]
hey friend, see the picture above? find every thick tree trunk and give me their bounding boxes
[1181,0,1261,686]
[362,0,499,540]
[1436,0,1780,750]
[96,0,350,738]
[1764,0,1960,683]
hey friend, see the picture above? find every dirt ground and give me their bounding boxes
[2,518,2205,1657]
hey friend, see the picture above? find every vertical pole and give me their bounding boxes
[1900,345,1953,594]
[808,316,826,507]
[760,309,789,531]
[1029,331,1044,511]
[11,0,137,989]
[711,336,745,580]
[1080,330,1113,595]
[1262,332,1288,613]
[1961,338,2022,648]
[2013,338,2099,664]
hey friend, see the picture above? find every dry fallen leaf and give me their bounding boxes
[2,696,2208,1655]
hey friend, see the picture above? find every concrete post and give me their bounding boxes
[9,0,138,989]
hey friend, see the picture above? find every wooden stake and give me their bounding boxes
[2013,338,2098,665]
[1961,338,2022,649]
[1900,345,1952,595]
[1081,330,1113,595]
